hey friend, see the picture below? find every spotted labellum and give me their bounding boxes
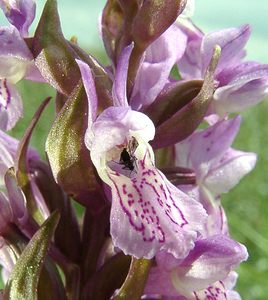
[0,0,266,299]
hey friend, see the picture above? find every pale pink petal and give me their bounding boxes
[113,43,133,107]
[204,149,257,195]
[109,160,206,259]
[131,24,187,109]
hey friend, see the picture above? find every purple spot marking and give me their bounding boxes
[0,79,11,109]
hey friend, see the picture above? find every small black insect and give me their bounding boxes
[119,138,138,173]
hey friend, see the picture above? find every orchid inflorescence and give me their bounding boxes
[0,0,267,299]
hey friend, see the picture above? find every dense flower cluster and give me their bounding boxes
[0,0,267,299]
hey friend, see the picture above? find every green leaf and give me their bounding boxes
[46,82,99,203]
[32,0,81,96]
[15,97,51,225]
[151,45,221,149]
[4,212,60,300]
[30,160,81,263]
[112,257,152,300]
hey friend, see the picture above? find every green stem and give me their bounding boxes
[112,257,152,300]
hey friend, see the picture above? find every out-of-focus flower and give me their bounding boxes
[76,48,207,259]
[174,116,256,198]
[0,0,36,37]
[177,23,268,117]
[0,1,44,130]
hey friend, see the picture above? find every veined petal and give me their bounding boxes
[89,106,206,258]
[201,25,250,75]
[130,25,187,109]
[0,26,33,83]
[109,159,207,259]
[175,117,241,180]
[0,79,23,130]
[145,236,247,298]
[204,149,257,195]
[174,235,247,292]
[214,64,268,114]
[0,0,36,37]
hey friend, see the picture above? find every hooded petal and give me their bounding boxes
[88,106,155,183]
[130,24,187,109]
[0,0,36,37]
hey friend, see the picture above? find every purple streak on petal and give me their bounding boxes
[0,79,11,108]
[130,25,187,109]
[217,61,260,86]
[201,25,251,75]
[214,64,268,114]
[113,43,134,107]
[109,157,206,259]
[0,0,36,37]
[0,79,23,130]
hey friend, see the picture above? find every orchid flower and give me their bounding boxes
[173,117,256,238]
[175,116,257,199]
[145,235,247,299]
[177,22,268,117]
[0,1,43,130]
[75,45,207,259]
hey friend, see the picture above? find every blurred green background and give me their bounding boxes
[1,1,268,299]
